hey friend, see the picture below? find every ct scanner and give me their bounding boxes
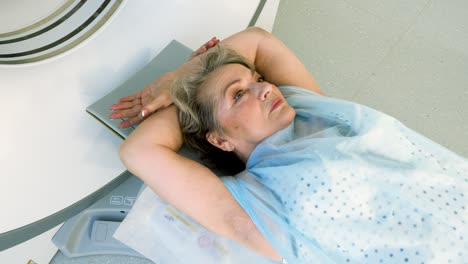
[0,0,278,262]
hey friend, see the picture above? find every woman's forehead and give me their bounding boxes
[202,64,253,96]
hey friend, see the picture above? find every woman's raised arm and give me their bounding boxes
[119,105,282,261]
[111,26,322,128]
[221,26,323,95]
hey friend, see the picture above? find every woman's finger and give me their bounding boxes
[206,37,219,48]
[111,101,136,111]
[202,39,216,50]
[190,37,219,58]
[118,90,142,103]
[140,95,171,117]
[110,104,141,119]
[195,46,207,56]
[191,47,206,58]
[118,119,132,129]
[208,37,218,46]
[201,37,215,49]
[118,115,143,128]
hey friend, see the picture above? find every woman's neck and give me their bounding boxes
[234,142,257,164]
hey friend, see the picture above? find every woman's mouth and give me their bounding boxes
[270,98,283,113]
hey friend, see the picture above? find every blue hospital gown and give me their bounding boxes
[222,85,468,263]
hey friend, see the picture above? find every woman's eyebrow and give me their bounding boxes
[222,71,255,98]
[222,79,241,98]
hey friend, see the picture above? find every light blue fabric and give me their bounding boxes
[222,86,468,263]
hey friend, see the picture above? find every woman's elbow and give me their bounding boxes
[118,139,140,169]
[245,26,271,36]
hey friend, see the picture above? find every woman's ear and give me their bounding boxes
[206,131,235,152]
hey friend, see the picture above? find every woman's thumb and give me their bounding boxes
[140,106,153,117]
[140,99,162,117]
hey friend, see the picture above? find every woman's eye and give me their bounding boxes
[234,90,244,101]
[257,76,264,82]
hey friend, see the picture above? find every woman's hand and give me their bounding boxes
[110,37,220,128]
[189,36,219,59]
[110,72,174,128]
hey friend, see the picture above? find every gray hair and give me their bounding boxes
[170,45,255,171]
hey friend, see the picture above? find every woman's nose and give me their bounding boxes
[252,82,272,101]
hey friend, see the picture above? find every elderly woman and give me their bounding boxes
[111,27,468,263]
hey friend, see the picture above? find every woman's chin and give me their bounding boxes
[277,106,296,128]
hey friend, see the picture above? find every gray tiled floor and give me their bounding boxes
[273,0,468,158]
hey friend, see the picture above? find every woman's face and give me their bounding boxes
[202,63,295,160]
